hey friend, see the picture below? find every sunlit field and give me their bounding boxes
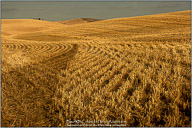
[1,10,191,127]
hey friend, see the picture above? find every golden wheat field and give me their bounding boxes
[1,10,191,127]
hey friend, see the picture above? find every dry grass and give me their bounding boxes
[1,10,191,127]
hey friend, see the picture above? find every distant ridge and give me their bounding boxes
[56,18,101,25]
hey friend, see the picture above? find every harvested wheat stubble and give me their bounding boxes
[1,10,191,127]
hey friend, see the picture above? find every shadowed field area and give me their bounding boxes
[56,18,101,25]
[1,10,191,127]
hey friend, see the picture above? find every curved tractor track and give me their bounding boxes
[1,41,78,126]
[1,40,191,127]
[2,41,78,68]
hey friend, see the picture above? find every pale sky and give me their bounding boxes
[2,1,191,21]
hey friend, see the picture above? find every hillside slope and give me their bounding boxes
[1,19,63,37]
[8,10,190,43]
